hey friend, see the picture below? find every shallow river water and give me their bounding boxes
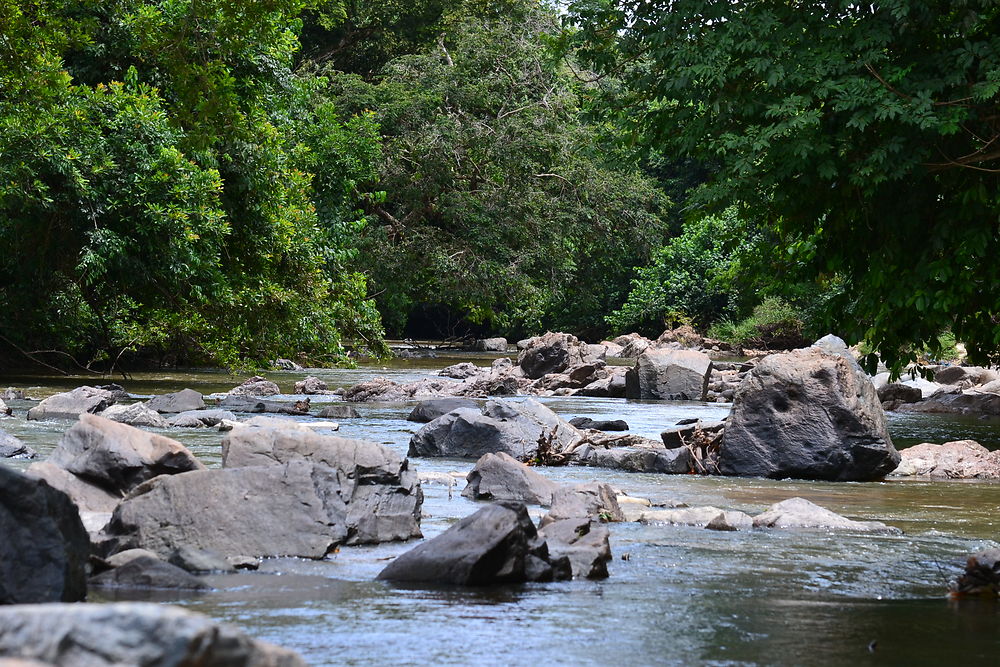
[2,355,999,665]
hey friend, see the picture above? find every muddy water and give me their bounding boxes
[2,356,999,665]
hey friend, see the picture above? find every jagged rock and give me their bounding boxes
[25,462,121,513]
[100,402,169,428]
[890,440,1000,479]
[751,497,900,533]
[706,511,754,531]
[89,556,211,591]
[26,386,114,421]
[47,413,205,496]
[518,332,593,379]
[950,549,1000,597]
[273,358,304,371]
[540,482,624,527]
[228,376,280,397]
[294,376,328,394]
[719,344,899,481]
[377,502,570,585]
[407,397,479,423]
[168,409,236,428]
[0,466,89,603]
[462,452,561,505]
[317,404,361,419]
[625,349,713,401]
[473,337,508,352]
[573,445,694,474]
[568,417,628,431]
[614,333,654,358]
[437,362,481,379]
[221,426,422,545]
[539,517,612,579]
[656,325,704,348]
[342,377,464,402]
[145,388,205,414]
[408,399,582,460]
[0,603,305,666]
[0,429,36,459]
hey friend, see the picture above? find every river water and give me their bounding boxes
[2,355,998,665]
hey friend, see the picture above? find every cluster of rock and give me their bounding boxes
[891,440,1000,479]
[875,365,1000,417]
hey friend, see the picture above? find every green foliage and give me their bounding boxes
[568,0,1000,373]
[708,298,807,351]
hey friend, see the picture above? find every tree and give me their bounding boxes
[568,0,1000,372]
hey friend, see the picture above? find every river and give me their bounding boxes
[1,354,998,665]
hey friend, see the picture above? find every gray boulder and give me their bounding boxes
[638,506,752,528]
[541,482,624,526]
[660,420,724,449]
[437,362,481,379]
[538,517,611,579]
[568,417,628,431]
[408,399,582,460]
[218,395,308,415]
[0,429,36,459]
[625,349,713,400]
[377,502,570,585]
[168,409,236,428]
[26,386,114,421]
[474,337,508,352]
[890,440,1000,479]
[518,332,592,379]
[406,397,478,423]
[0,466,89,604]
[0,603,304,666]
[718,347,900,481]
[228,376,280,397]
[317,404,361,419]
[573,445,694,474]
[145,388,205,414]
[273,358,304,371]
[99,402,169,428]
[48,413,205,496]
[89,555,211,591]
[294,376,328,394]
[168,545,236,573]
[877,382,923,406]
[752,497,900,533]
[896,390,1000,417]
[462,452,561,505]
[25,462,121,513]
[220,426,422,545]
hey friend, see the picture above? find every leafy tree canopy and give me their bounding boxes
[568,0,1000,372]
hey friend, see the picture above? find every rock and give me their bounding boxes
[518,332,591,379]
[407,397,479,423]
[718,346,900,481]
[541,482,624,526]
[0,466,89,603]
[877,383,923,405]
[228,376,280,397]
[573,445,694,474]
[462,452,561,505]
[934,365,997,387]
[890,440,1000,479]
[294,376,328,394]
[168,545,236,573]
[217,395,309,415]
[168,409,236,428]
[437,362,481,379]
[706,511,754,531]
[408,399,582,460]
[145,388,205,414]
[0,429,36,459]
[341,376,465,402]
[317,404,361,419]
[0,388,25,401]
[950,549,1000,597]
[221,426,422,545]
[47,413,205,496]
[26,386,114,421]
[568,417,628,431]
[539,517,611,579]
[0,603,305,666]
[473,337,508,352]
[896,390,1000,417]
[614,333,653,358]
[751,497,900,533]
[99,402,170,428]
[104,548,161,569]
[25,462,121,513]
[660,420,724,449]
[811,333,856,358]
[89,556,211,591]
[273,358,304,371]
[656,325,704,349]
[625,349,713,401]
[638,506,750,528]
[377,502,570,585]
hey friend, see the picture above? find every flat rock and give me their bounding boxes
[0,603,304,666]
[145,388,205,414]
[168,409,236,428]
[896,390,1000,417]
[573,445,694,474]
[0,466,89,604]
[26,386,114,421]
[751,497,900,533]
[407,397,479,423]
[89,555,211,591]
[217,395,308,415]
[891,440,1000,479]
[99,402,170,428]
[462,452,561,505]
[568,417,628,431]
[639,506,752,528]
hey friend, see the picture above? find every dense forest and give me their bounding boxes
[1,0,998,373]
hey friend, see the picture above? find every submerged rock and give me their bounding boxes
[719,344,900,481]
[462,452,561,505]
[638,506,752,529]
[751,497,900,534]
[168,409,236,428]
[377,502,570,585]
[89,555,211,591]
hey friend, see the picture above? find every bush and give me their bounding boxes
[708,298,808,350]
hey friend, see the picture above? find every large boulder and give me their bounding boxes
[221,426,422,545]
[377,502,570,585]
[294,376,328,394]
[0,429,36,459]
[26,386,114,421]
[751,497,900,533]
[0,603,304,666]
[406,397,478,423]
[625,349,713,400]
[877,382,923,407]
[473,337,508,352]
[890,440,1000,479]
[718,346,900,481]
[228,376,280,397]
[99,402,169,428]
[462,452,561,505]
[25,462,121,513]
[541,482,624,526]
[538,517,612,579]
[0,466,89,604]
[517,332,592,379]
[145,388,205,414]
[408,399,582,460]
[47,413,205,496]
